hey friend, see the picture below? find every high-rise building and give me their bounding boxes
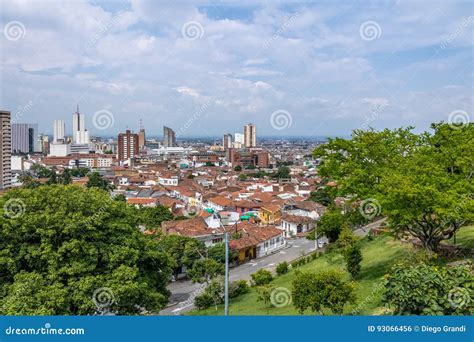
[0,110,12,189]
[53,119,65,143]
[138,129,146,148]
[118,130,139,161]
[234,133,244,144]
[244,123,256,148]
[223,133,232,150]
[72,106,89,145]
[11,123,39,154]
[162,126,176,148]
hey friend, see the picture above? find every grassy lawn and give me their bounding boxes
[189,234,413,316]
[442,225,474,250]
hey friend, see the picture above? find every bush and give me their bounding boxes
[229,280,250,298]
[306,256,312,264]
[345,245,362,278]
[194,292,214,310]
[311,252,318,260]
[251,269,273,286]
[276,261,289,275]
[291,261,299,269]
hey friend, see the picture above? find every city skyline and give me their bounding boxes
[1,1,472,137]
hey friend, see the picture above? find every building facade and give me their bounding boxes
[11,123,39,154]
[53,119,65,143]
[223,133,232,149]
[244,123,256,148]
[72,107,89,145]
[162,126,176,148]
[0,111,12,189]
[118,130,139,162]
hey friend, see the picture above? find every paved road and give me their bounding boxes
[160,218,386,315]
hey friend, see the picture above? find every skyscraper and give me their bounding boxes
[244,123,256,148]
[118,130,139,162]
[72,106,89,145]
[162,126,176,148]
[53,119,65,143]
[0,111,12,189]
[138,119,146,148]
[11,123,39,153]
[223,133,232,149]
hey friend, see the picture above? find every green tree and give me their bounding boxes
[292,270,356,315]
[157,235,205,279]
[309,187,334,207]
[256,285,275,312]
[113,194,126,202]
[276,166,291,179]
[276,261,289,275]
[378,124,474,252]
[187,258,224,284]
[86,172,113,191]
[238,174,248,181]
[140,205,173,227]
[345,244,362,279]
[234,165,242,172]
[0,185,173,315]
[251,269,273,286]
[62,169,72,185]
[318,209,346,243]
[47,167,58,185]
[382,263,473,315]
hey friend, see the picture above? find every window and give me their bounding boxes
[212,238,223,244]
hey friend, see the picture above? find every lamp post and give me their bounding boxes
[218,220,230,316]
[224,230,229,316]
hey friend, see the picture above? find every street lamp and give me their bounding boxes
[218,220,230,316]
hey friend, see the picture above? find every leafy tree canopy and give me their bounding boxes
[0,185,173,315]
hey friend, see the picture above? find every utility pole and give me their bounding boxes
[224,230,229,316]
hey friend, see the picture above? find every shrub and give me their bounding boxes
[345,245,362,278]
[229,280,250,298]
[194,293,214,310]
[311,252,318,260]
[276,261,289,275]
[251,269,273,286]
[291,261,299,269]
[306,256,312,264]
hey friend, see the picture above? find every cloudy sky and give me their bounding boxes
[0,0,472,137]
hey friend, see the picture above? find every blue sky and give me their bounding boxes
[0,0,472,137]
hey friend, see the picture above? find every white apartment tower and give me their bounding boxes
[72,106,89,145]
[53,119,65,143]
[244,123,256,148]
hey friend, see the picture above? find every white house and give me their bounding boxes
[279,214,314,238]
